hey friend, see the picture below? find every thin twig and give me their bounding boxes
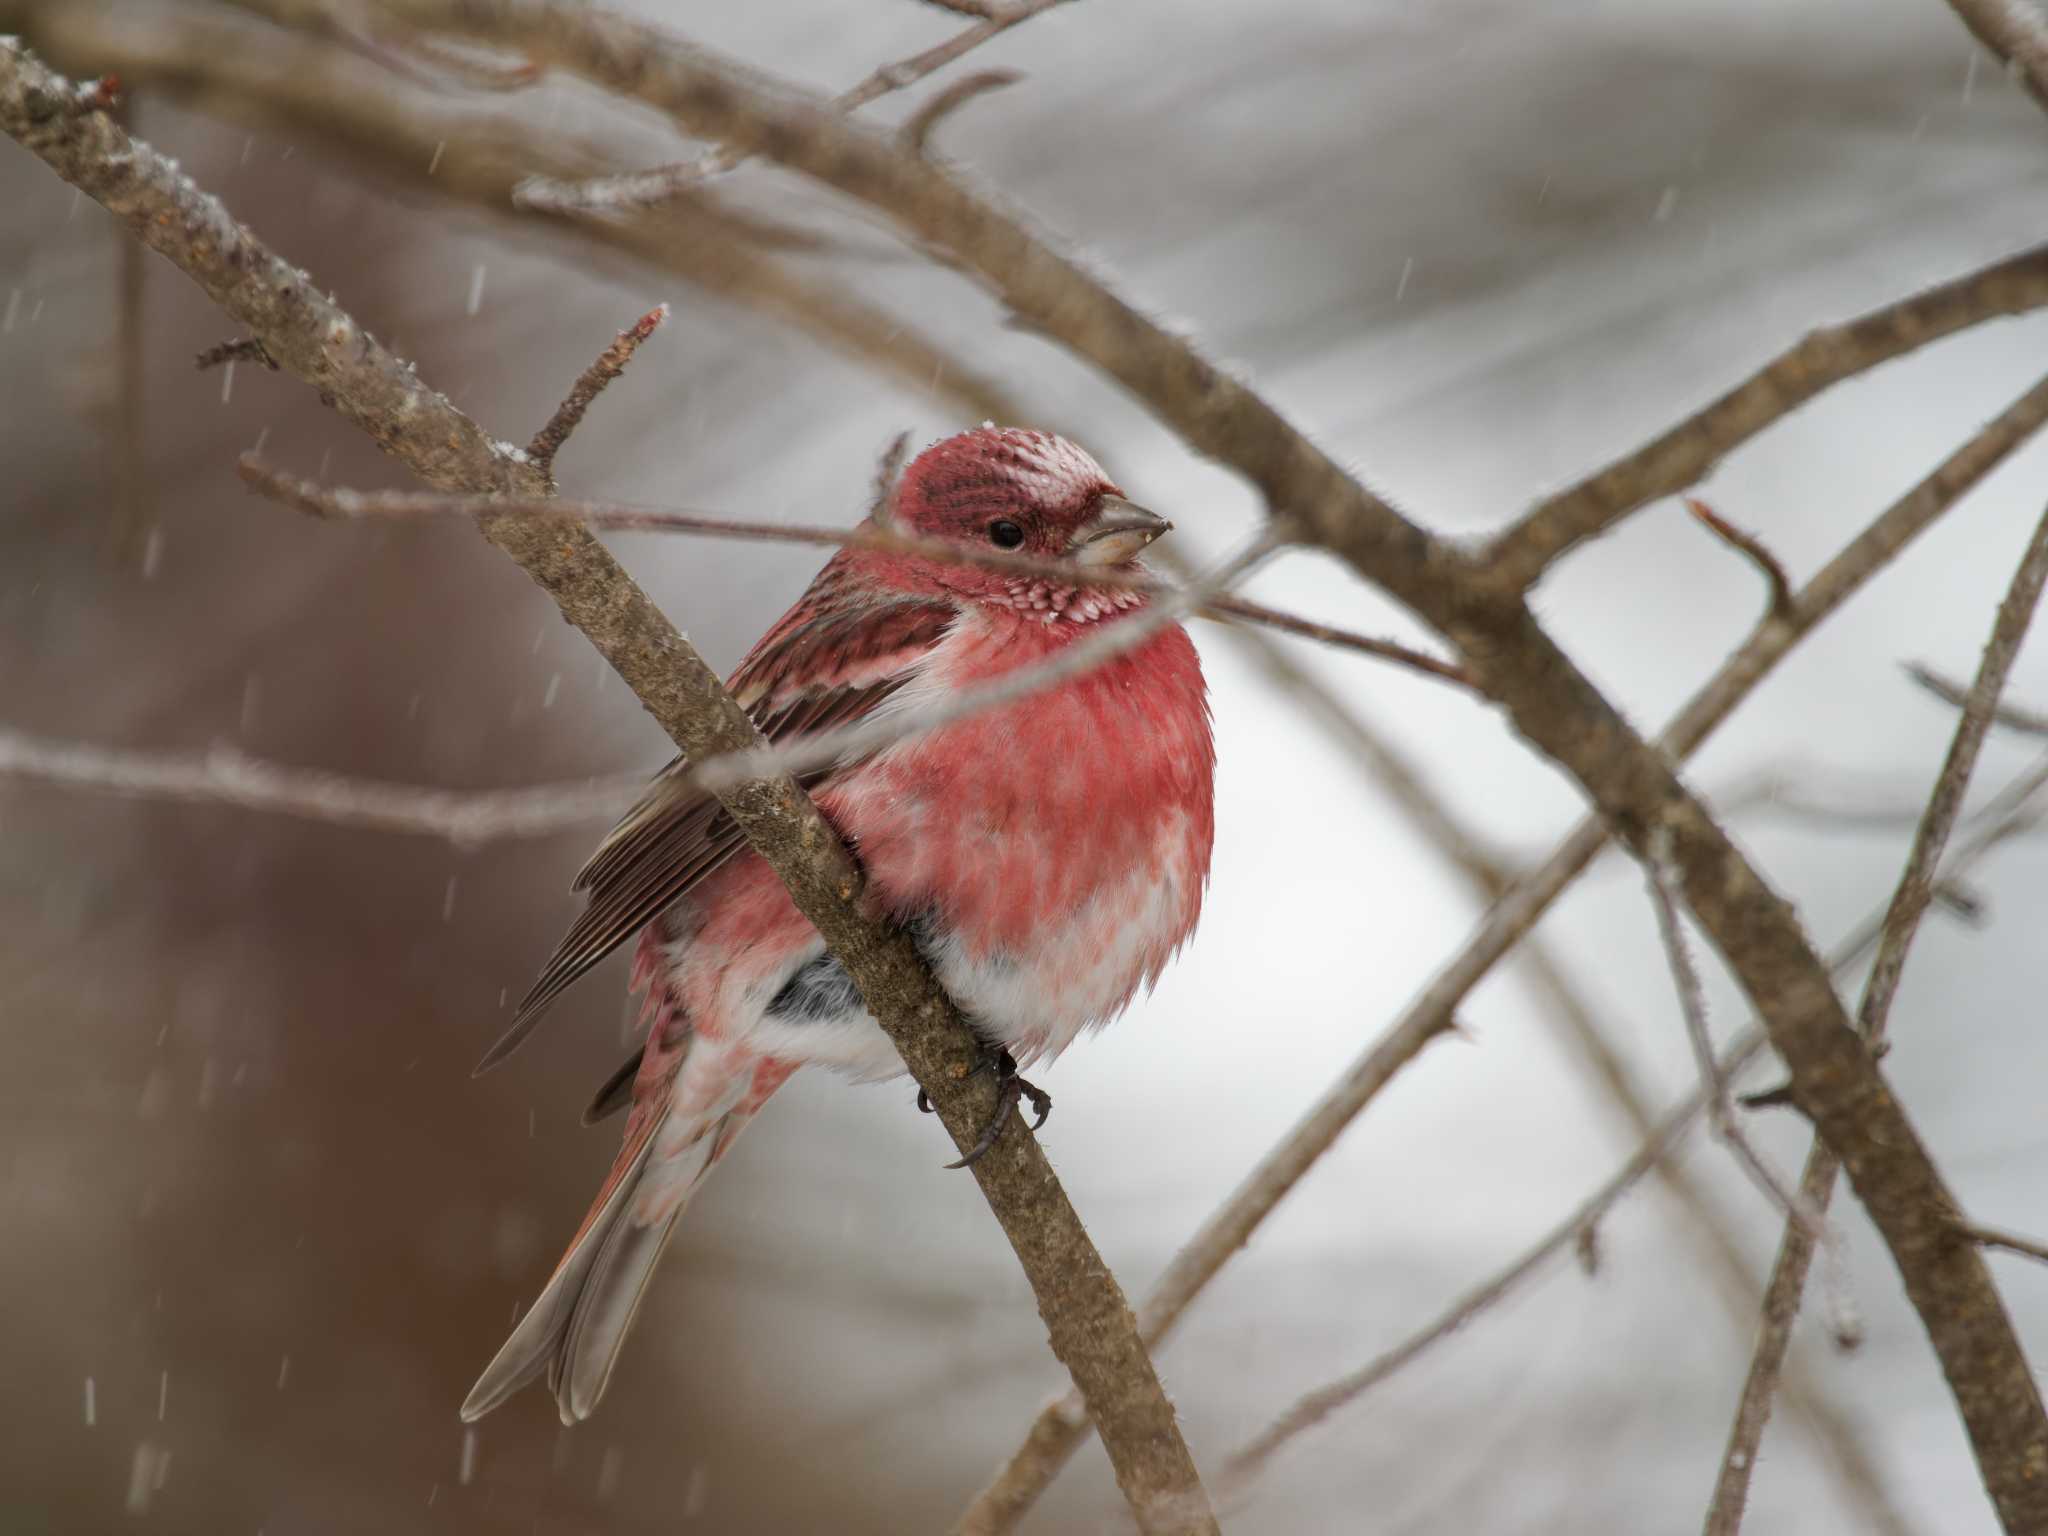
[902,67,1020,154]
[1642,827,1843,1295]
[0,729,643,846]
[961,374,2048,1535]
[1685,497,1795,621]
[512,0,1067,212]
[869,428,910,520]
[1940,0,2048,113]
[1905,660,2048,736]
[1961,1224,2048,1267]
[232,460,1477,692]
[1704,495,2048,1536]
[525,301,668,475]
[1489,240,2048,587]
[1201,594,1475,687]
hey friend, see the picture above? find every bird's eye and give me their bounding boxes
[988,520,1025,549]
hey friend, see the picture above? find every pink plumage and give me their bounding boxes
[460,427,1215,1424]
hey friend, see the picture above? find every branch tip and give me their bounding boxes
[526,302,671,474]
[1684,497,1794,620]
[903,68,1023,154]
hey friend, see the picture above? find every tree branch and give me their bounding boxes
[1705,494,2048,1536]
[1940,0,2048,113]
[1642,827,1842,1282]
[0,729,643,845]
[1906,660,2048,736]
[525,300,667,476]
[0,44,1216,1533]
[1488,240,2048,587]
[233,461,1477,692]
[1963,1224,2048,1267]
[513,0,1067,212]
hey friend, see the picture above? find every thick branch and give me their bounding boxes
[1941,0,2048,112]
[0,45,1214,1533]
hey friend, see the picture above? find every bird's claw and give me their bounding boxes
[908,1048,1052,1168]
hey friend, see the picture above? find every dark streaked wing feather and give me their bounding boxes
[474,564,956,1075]
[583,1047,645,1125]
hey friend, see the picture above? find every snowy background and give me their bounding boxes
[4,0,2048,1531]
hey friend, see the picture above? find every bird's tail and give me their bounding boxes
[460,1047,768,1425]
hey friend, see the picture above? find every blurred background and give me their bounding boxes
[4,1,2048,1531]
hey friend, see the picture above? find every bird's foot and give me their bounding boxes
[913,1048,1052,1168]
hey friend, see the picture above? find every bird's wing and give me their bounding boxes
[474,557,956,1075]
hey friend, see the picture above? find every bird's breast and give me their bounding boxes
[825,609,1214,1061]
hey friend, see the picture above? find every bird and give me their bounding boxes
[459,426,1216,1425]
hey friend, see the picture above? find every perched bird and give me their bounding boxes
[460,426,1215,1425]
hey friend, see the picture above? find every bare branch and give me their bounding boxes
[869,428,910,520]
[0,46,1214,1532]
[0,729,643,846]
[1906,660,2048,736]
[1941,0,2048,113]
[1685,497,1795,621]
[525,300,668,476]
[514,0,1066,212]
[1489,240,2048,587]
[233,461,1478,691]
[1706,496,2048,1536]
[966,370,2048,1534]
[1963,1224,2048,1267]
[1865,505,2048,1053]
[903,67,1021,155]
[1642,827,1843,1293]
[1201,594,1475,688]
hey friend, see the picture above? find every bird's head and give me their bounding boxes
[882,427,1170,600]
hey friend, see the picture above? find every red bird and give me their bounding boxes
[460,427,1215,1424]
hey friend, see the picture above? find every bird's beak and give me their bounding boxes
[1070,494,1172,566]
